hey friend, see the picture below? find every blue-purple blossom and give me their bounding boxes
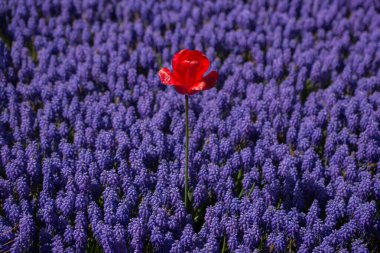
[0,0,379,252]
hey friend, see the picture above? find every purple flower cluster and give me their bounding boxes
[1,0,380,252]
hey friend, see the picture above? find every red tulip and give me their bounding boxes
[158,49,218,95]
[157,49,219,211]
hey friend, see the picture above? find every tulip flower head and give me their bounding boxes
[158,49,218,95]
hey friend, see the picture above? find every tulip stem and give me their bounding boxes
[185,94,189,210]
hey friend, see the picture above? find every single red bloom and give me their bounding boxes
[158,49,218,95]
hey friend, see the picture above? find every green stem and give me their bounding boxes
[221,235,227,253]
[185,95,189,210]
[248,183,255,197]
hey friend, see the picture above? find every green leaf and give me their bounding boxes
[248,184,255,197]
[237,169,243,180]
[187,190,193,203]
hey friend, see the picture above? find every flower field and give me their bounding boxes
[0,0,380,252]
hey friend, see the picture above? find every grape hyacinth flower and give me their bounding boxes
[1,0,380,252]
[158,49,218,210]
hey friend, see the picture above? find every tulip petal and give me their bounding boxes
[193,54,210,83]
[158,67,177,85]
[172,49,189,72]
[172,49,210,87]
[174,85,189,95]
[174,86,199,95]
[192,71,218,91]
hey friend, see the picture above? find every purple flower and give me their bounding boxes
[0,0,379,251]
